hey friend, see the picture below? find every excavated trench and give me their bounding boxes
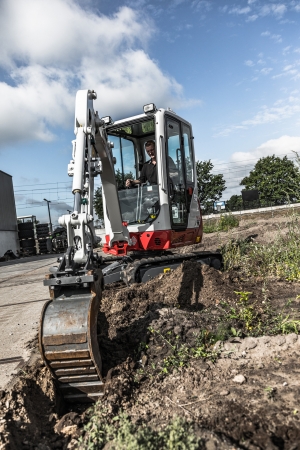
[1,258,300,449]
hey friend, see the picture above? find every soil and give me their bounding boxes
[1,213,300,450]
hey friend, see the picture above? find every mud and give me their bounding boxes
[1,215,300,449]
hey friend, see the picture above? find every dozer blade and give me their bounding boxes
[39,272,104,403]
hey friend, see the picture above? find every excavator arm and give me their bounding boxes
[39,89,130,402]
[58,89,130,263]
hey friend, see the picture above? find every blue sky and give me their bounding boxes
[1,0,300,223]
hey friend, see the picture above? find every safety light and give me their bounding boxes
[143,103,157,113]
[101,116,113,125]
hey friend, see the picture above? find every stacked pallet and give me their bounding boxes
[36,223,50,254]
[18,222,50,255]
[17,222,36,255]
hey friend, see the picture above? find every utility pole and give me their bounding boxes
[43,198,53,233]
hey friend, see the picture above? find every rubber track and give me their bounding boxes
[121,251,222,285]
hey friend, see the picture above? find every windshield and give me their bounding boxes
[118,185,159,224]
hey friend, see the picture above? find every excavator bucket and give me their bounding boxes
[39,269,104,402]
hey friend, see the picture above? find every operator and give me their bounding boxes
[126,140,157,187]
[125,140,178,188]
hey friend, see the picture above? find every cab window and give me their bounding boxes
[108,135,135,189]
[182,124,194,183]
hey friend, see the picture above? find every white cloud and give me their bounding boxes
[259,3,287,17]
[245,60,255,66]
[191,0,212,12]
[229,6,251,14]
[272,61,300,81]
[217,135,300,198]
[223,1,287,21]
[246,14,258,21]
[216,96,300,137]
[231,136,300,164]
[0,0,197,148]
[261,31,282,43]
[260,67,273,75]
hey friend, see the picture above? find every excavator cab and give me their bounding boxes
[102,106,202,254]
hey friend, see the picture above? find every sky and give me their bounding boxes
[1,0,300,223]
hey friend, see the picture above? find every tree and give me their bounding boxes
[196,160,226,211]
[93,169,134,220]
[240,155,300,205]
[94,186,104,219]
[226,195,243,212]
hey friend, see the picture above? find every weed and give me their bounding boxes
[221,214,300,280]
[203,213,239,234]
[148,327,219,375]
[78,406,202,449]
[230,327,242,337]
[264,386,276,400]
[276,314,300,334]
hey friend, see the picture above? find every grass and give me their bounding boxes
[78,407,202,449]
[203,213,239,233]
[147,327,219,376]
[221,213,300,281]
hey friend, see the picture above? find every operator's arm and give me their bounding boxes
[125,164,147,187]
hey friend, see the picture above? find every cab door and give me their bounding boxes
[165,117,190,229]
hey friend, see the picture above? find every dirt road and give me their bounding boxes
[0,256,57,389]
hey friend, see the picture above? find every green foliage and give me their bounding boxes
[221,215,300,281]
[196,160,226,211]
[94,186,104,219]
[148,327,219,375]
[240,155,300,204]
[226,194,243,212]
[276,314,300,334]
[115,169,134,190]
[203,214,239,233]
[78,407,201,449]
[233,291,255,331]
[93,169,134,219]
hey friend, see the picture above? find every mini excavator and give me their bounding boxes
[39,90,222,402]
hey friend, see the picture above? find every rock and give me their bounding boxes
[213,341,222,351]
[141,355,148,367]
[0,390,5,400]
[233,374,246,384]
[55,412,80,433]
[219,390,230,396]
[240,337,257,351]
[283,382,288,386]
[61,425,78,436]
[205,439,217,450]
[273,335,286,346]
[174,325,182,335]
[285,333,298,345]
[260,336,271,345]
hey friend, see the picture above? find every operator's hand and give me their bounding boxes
[125,179,133,187]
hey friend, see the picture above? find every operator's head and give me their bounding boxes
[145,140,155,158]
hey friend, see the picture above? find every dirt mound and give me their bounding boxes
[1,258,300,449]
[0,353,67,449]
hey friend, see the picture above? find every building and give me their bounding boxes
[0,170,19,256]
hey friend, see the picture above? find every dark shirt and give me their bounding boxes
[139,160,157,185]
